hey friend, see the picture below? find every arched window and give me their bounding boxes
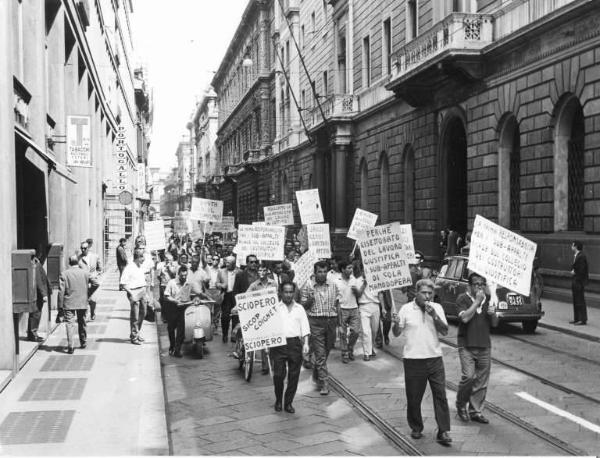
[498,116,520,229]
[554,95,585,231]
[360,158,368,209]
[379,152,389,223]
[403,146,415,224]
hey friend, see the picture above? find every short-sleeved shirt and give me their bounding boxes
[165,278,192,303]
[120,262,147,290]
[456,293,492,348]
[188,268,208,295]
[277,301,310,338]
[300,280,339,317]
[397,301,447,359]
[336,275,359,309]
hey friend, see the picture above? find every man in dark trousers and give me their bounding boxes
[116,237,128,277]
[271,281,310,413]
[570,241,589,325]
[164,265,191,357]
[58,255,90,353]
[28,247,52,342]
[216,256,242,342]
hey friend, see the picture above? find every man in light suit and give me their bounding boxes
[58,255,91,353]
[570,241,589,325]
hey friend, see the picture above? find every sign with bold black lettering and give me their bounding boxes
[235,287,286,351]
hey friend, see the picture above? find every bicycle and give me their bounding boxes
[233,325,254,381]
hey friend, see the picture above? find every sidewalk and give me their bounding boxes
[0,269,168,455]
[537,295,600,340]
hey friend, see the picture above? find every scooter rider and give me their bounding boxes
[164,266,192,357]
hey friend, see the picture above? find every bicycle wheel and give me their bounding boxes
[244,350,254,382]
[236,340,244,370]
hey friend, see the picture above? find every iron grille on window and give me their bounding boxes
[509,144,520,230]
[568,139,584,230]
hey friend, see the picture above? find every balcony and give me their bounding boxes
[305,94,358,129]
[386,12,493,107]
[13,77,31,129]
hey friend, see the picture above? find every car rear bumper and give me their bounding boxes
[496,311,545,322]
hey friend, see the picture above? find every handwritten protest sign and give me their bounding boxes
[399,224,417,263]
[293,250,319,289]
[252,221,267,227]
[191,220,205,240]
[264,203,294,226]
[236,224,285,261]
[347,209,378,240]
[144,220,166,251]
[358,222,412,293]
[467,215,537,296]
[190,197,223,222]
[296,189,324,225]
[307,223,331,259]
[207,216,236,233]
[235,287,286,352]
[174,211,192,235]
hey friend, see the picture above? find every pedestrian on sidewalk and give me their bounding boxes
[116,237,128,279]
[336,259,361,363]
[58,255,90,353]
[392,278,452,446]
[27,248,52,342]
[120,250,148,345]
[272,281,310,413]
[455,273,498,424]
[79,240,102,321]
[300,260,339,395]
[570,241,588,325]
[164,265,192,357]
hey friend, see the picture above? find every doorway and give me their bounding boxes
[443,117,468,235]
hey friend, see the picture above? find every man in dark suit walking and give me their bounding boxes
[570,241,589,325]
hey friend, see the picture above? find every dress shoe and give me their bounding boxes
[90,314,96,321]
[410,430,423,439]
[168,347,174,356]
[274,401,282,412]
[342,355,349,364]
[262,368,269,375]
[370,351,376,358]
[303,360,313,369]
[80,342,87,349]
[67,347,75,354]
[436,430,452,446]
[131,338,142,345]
[574,321,587,326]
[284,404,295,414]
[569,320,579,324]
[222,335,228,343]
[384,336,390,346]
[320,383,330,395]
[456,404,470,422]
[348,352,355,361]
[470,413,489,424]
[363,355,370,362]
[136,335,145,342]
[173,350,183,358]
[27,334,43,343]
[375,342,383,349]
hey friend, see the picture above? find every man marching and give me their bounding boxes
[271,281,310,413]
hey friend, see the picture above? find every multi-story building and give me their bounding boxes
[0,0,149,383]
[192,87,220,199]
[160,167,181,218]
[210,0,600,303]
[175,138,194,210]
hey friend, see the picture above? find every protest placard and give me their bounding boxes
[296,189,324,225]
[190,197,223,222]
[293,250,319,289]
[399,224,417,263]
[252,221,267,227]
[264,203,295,226]
[191,220,205,240]
[173,211,192,235]
[307,223,331,259]
[358,222,412,293]
[467,215,537,296]
[207,216,236,233]
[236,224,285,261]
[347,208,378,240]
[235,287,286,352]
[144,220,166,251]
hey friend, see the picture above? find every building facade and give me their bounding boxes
[192,87,220,199]
[0,0,150,384]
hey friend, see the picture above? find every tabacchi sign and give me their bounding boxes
[66,115,91,167]
[114,126,129,194]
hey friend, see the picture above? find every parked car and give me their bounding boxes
[434,255,544,333]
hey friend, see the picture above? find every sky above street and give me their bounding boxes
[133,0,248,172]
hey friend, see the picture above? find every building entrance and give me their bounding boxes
[443,117,468,236]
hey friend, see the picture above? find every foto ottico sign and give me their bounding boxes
[66,115,92,167]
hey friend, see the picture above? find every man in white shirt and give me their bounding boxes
[392,278,452,446]
[164,265,192,357]
[271,281,310,414]
[336,260,361,363]
[120,250,149,345]
[216,256,241,342]
[352,260,382,361]
[188,254,209,295]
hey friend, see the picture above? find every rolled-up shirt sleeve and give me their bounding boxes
[299,306,310,337]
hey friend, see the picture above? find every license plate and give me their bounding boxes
[507,294,523,306]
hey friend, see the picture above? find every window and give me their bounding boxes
[568,106,585,230]
[382,18,392,76]
[406,0,418,41]
[362,36,371,87]
[403,146,415,224]
[322,0,327,18]
[322,71,328,97]
[360,158,368,209]
[301,25,305,49]
[379,152,389,223]
[285,40,290,69]
[301,89,306,109]
[498,116,520,229]
[311,11,316,35]
[337,33,347,93]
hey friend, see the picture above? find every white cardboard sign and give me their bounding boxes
[467,215,537,296]
[307,223,331,259]
[235,287,286,352]
[347,208,378,240]
[264,203,295,226]
[207,216,236,233]
[399,224,417,264]
[144,220,166,251]
[293,250,319,289]
[173,211,192,235]
[236,224,285,261]
[190,197,223,222]
[296,189,324,225]
[357,222,412,293]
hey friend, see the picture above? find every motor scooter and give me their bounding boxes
[183,298,215,358]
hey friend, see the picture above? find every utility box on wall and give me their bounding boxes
[47,243,63,288]
[12,250,36,313]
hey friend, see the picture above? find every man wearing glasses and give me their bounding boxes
[455,273,498,425]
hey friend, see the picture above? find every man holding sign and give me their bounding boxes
[271,282,310,413]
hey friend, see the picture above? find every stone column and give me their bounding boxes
[332,142,351,231]
[0,0,18,372]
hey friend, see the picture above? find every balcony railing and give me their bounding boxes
[13,77,31,129]
[390,13,493,81]
[493,0,578,41]
[305,94,358,129]
[357,78,395,112]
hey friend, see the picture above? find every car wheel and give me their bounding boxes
[522,320,538,334]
